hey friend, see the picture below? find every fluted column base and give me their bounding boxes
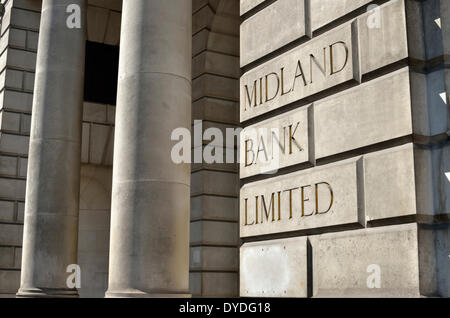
[16,287,79,298]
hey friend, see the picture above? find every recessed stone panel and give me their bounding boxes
[240,106,311,178]
[314,67,412,159]
[240,237,308,297]
[240,157,362,238]
[240,0,306,67]
[240,23,354,122]
[312,224,421,297]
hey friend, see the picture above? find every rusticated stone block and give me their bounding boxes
[240,157,362,238]
[311,224,421,297]
[240,0,306,66]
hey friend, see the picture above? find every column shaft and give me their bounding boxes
[106,0,192,298]
[17,0,87,298]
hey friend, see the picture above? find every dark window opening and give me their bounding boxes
[84,41,120,105]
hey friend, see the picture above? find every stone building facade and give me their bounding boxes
[0,0,448,298]
[239,0,449,297]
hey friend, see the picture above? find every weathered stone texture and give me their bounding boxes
[311,224,421,297]
[314,67,412,159]
[240,237,308,297]
[240,0,306,66]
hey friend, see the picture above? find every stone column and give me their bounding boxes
[17,0,86,298]
[105,0,192,298]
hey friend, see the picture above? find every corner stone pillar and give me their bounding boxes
[17,0,87,298]
[105,0,192,298]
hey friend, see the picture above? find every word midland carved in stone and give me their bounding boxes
[243,41,349,111]
[240,23,354,122]
[243,182,334,226]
